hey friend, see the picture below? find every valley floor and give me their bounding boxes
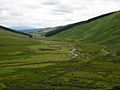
[0,39,120,90]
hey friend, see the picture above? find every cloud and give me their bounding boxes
[102,0,120,2]
[52,5,74,15]
[0,0,120,28]
[42,0,60,5]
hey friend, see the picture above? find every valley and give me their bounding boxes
[0,11,120,90]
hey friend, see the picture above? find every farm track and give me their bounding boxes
[101,46,110,55]
[69,48,78,58]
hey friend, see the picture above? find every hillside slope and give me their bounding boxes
[0,25,32,38]
[0,26,34,45]
[47,11,120,45]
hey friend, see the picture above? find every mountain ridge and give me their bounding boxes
[45,11,116,37]
[45,10,120,45]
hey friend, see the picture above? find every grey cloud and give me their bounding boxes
[9,12,23,17]
[0,7,23,17]
[76,6,89,10]
[21,4,41,9]
[42,2,58,5]
[81,13,91,16]
[64,18,73,21]
[42,0,59,5]
[55,9,72,13]
[53,5,74,14]
[0,5,10,11]
[102,0,120,2]
[21,2,42,9]
[0,16,10,21]
[27,5,41,9]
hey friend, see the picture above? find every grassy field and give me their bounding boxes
[0,29,72,89]
[0,34,120,90]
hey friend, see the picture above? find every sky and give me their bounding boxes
[0,0,120,28]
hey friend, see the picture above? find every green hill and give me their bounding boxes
[46,11,120,45]
[0,25,32,37]
[0,25,33,45]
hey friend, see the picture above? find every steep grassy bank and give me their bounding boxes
[47,11,120,45]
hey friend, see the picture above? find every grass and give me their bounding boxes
[0,29,73,89]
[0,36,119,90]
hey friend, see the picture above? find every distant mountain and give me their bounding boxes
[37,27,58,36]
[45,11,120,45]
[0,25,32,38]
[10,25,37,30]
[21,29,42,33]
[21,27,59,37]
